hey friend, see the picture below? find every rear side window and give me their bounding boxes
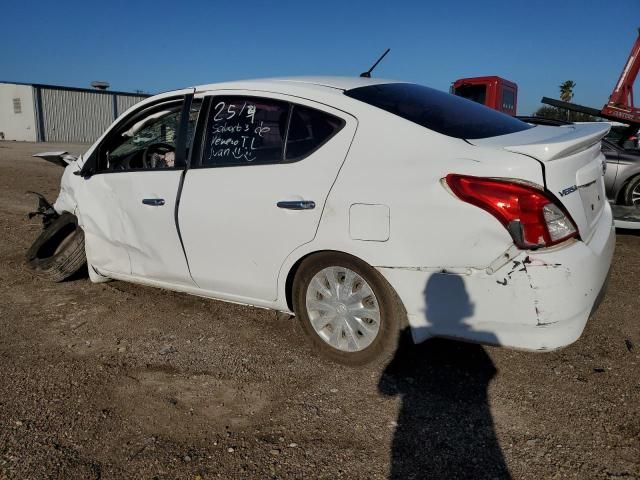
[203,97,288,166]
[201,97,345,167]
[285,105,345,161]
[345,83,532,139]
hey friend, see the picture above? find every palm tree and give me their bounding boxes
[559,80,576,102]
[559,80,576,120]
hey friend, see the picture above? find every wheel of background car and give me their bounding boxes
[622,174,640,206]
[142,143,175,169]
[25,213,86,282]
[292,252,406,365]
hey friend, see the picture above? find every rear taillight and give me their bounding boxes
[445,174,578,249]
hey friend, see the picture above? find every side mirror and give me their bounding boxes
[75,151,99,178]
[74,167,94,179]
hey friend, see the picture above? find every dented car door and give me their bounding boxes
[76,93,199,287]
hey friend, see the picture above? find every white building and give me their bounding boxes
[0,81,148,143]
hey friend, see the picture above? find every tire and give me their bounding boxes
[292,252,406,366]
[622,175,640,206]
[26,213,86,282]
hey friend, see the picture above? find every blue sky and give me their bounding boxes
[3,0,639,115]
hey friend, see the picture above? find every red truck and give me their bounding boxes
[451,76,518,115]
[452,29,640,126]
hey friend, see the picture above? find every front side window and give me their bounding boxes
[345,83,532,139]
[98,99,201,172]
[109,107,181,169]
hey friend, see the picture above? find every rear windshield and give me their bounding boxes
[344,83,532,139]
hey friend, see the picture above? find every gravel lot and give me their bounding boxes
[0,141,639,479]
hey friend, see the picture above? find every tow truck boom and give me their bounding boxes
[603,28,640,123]
[542,28,640,133]
[539,29,640,230]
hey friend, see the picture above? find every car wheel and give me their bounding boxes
[26,213,86,282]
[622,175,640,206]
[292,252,406,366]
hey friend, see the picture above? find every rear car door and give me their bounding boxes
[178,92,356,301]
[77,94,200,286]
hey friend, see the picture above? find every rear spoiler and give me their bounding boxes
[503,124,611,161]
[471,123,611,162]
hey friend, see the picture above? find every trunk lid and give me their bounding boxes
[470,123,610,242]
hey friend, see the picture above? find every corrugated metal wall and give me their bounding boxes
[116,95,144,117]
[39,88,147,143]
[40,89,112,143]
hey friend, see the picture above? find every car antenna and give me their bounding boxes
[360,48,391,78]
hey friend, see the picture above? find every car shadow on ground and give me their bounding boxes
[379,273,511,479]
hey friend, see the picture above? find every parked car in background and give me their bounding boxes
[600,139,640,205]
[518,116,640,206]
[604,122,639,150]
[26,78,614,364]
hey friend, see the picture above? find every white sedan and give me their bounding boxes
[27,77,615,365]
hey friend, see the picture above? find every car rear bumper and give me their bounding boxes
[377,205,615,351]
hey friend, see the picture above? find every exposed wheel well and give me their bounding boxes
[616,177,630,204]
[616,173,640,204]
[284,250,368,312]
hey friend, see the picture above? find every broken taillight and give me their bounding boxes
[445,174,578,249]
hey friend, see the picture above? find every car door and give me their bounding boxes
[601,140,619,200]
[178,92,356,302]
[77,93,200,287]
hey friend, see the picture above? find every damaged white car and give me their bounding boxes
[27,77,615,364]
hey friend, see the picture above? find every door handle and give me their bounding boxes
[277,200,316,210]
[142,198,165,206]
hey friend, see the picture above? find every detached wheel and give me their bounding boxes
[293,252,405,366]
[622,175,640,206]
[26,213,86,282]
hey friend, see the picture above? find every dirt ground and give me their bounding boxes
[0,141,638,480]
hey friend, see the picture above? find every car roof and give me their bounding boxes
[125,76,403,124]
[193,76,400,94]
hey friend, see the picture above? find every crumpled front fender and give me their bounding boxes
[52,160,82,216]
